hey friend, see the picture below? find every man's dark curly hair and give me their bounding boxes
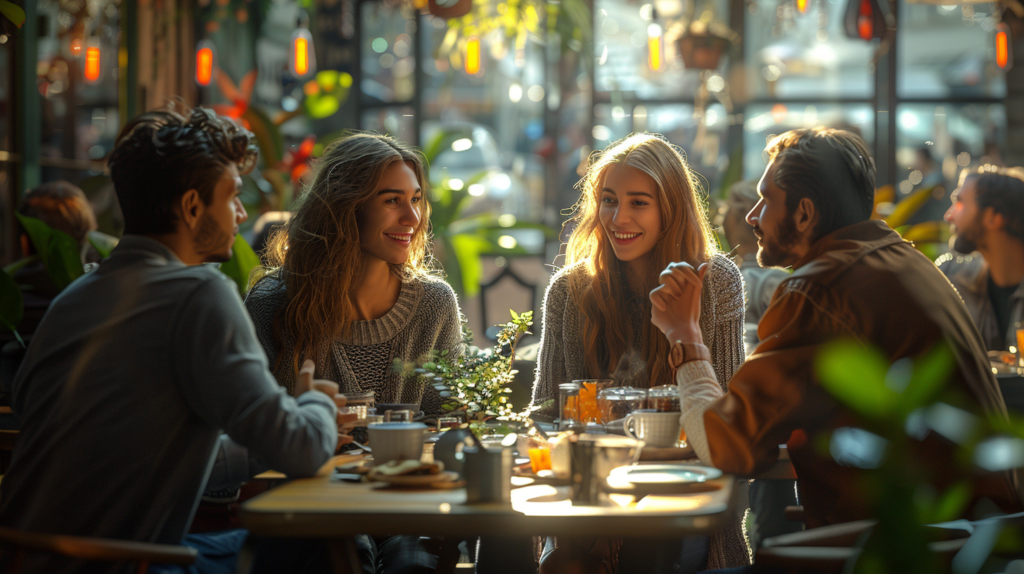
[107,105,258,235]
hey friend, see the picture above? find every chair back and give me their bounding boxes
[0,526,196,574]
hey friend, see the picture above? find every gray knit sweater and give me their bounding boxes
[245,273,464,414]
[530,252,750,570]
[531,252,746,409]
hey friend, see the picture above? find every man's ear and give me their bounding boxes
[982,207,1005,233]
[179,189,204,231]
[793,197,817,234]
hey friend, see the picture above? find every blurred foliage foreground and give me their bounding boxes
[815,340,1024,573]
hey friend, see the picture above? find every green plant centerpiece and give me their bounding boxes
[394,310,533,437]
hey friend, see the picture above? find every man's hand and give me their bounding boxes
[650,262,707,345]
[295,359,357,447]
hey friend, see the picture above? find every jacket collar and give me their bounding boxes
[791,220,906,278]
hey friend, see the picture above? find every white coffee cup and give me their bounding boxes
[623,412,682,448]
[368,422,427,466]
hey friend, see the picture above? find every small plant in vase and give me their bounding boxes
[394,310,534,437]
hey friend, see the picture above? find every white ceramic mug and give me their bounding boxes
[623,412,682,448]
[367,422,427,466]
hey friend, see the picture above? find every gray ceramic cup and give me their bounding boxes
[367,422,427,466]
[624,412,682,448]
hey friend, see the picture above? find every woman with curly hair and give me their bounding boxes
[246,133,463,414]
[531,133,749,572]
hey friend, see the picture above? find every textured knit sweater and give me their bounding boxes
[530,252,750,570]
[245,273,464,414]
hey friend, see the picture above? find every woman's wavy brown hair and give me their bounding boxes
[566,133,717,388]
[254,133,435,379]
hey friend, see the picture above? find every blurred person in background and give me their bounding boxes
[721,180,789,354]
[721,180,800,551]
[939,165,1024,351]
[905,147,951,226]
[12,181,100,338]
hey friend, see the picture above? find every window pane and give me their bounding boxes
[38,1,121,170]
[361,2,417,104]
[361,106,416,144]
[744,0,874,99]
[639,104,730,193]
[894,103,1006,219]
[897,2,1006,98]
[743,104,875,180]
[595,0,729,98]
[417,12,548,225]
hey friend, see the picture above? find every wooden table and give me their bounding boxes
[241,463,738,573]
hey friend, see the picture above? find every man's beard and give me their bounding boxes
[950,222,980,254]
[756,216,801,268]
[193,213,233,263]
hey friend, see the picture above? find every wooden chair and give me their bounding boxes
[755,519,977,573]
[0,526,196,574]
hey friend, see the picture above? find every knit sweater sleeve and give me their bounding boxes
[704,254,746,390]
[243,277,297,394]
[530,265,578,415]
[417,278,465,416]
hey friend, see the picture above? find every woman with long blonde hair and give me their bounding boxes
[531,133,748,571]
[245,133,463,414]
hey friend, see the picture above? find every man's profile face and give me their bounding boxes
[945,178,982,254]
[193,164,246,263]
[747,161,801,268]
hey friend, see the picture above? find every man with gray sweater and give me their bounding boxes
[0,106,343,573]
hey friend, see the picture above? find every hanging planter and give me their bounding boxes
[677,30,730,70]
[428,0,472,20]
[676,21,736,70]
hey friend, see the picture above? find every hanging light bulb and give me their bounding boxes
[84,42,101,83]
[195,40,217,86]
[857,0,873,40]
[465,36,481,75]
[796,0,809,14]
[289,28,317,79]
[647,23,663,71]
[996,23,1013,70]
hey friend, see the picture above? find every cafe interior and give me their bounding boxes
[0,0,1022,572]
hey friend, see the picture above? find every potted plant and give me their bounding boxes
[394,310,535,436]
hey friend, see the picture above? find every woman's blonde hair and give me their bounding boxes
[255,133,436,378]
[566,133,717,387]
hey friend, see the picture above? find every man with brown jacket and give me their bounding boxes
[649,128,1022,531]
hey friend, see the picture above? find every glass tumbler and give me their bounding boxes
[574,379,615,425]
[647,385,681,413]
[558,382,581,430]
[1015,321,1024,375]
[597,387,647,424]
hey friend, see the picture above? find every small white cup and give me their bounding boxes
[623,412,682,448]
[368,422,427,466]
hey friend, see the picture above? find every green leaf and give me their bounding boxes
[242,107,284,165]
[218,235,262,296]
[900,343,955,413]
[930,480,971,523]
[16,213,84,291]
[87,231,119,258]
[0,269,23,336]
[3,255,37,276]
[815,340,895,418]
[450,234,492,296]
[0,1,25,28]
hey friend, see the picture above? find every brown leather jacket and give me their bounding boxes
[703,220,1022,529]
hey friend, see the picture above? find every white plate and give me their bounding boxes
[610,464,722,485]
[368,470,460,486]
